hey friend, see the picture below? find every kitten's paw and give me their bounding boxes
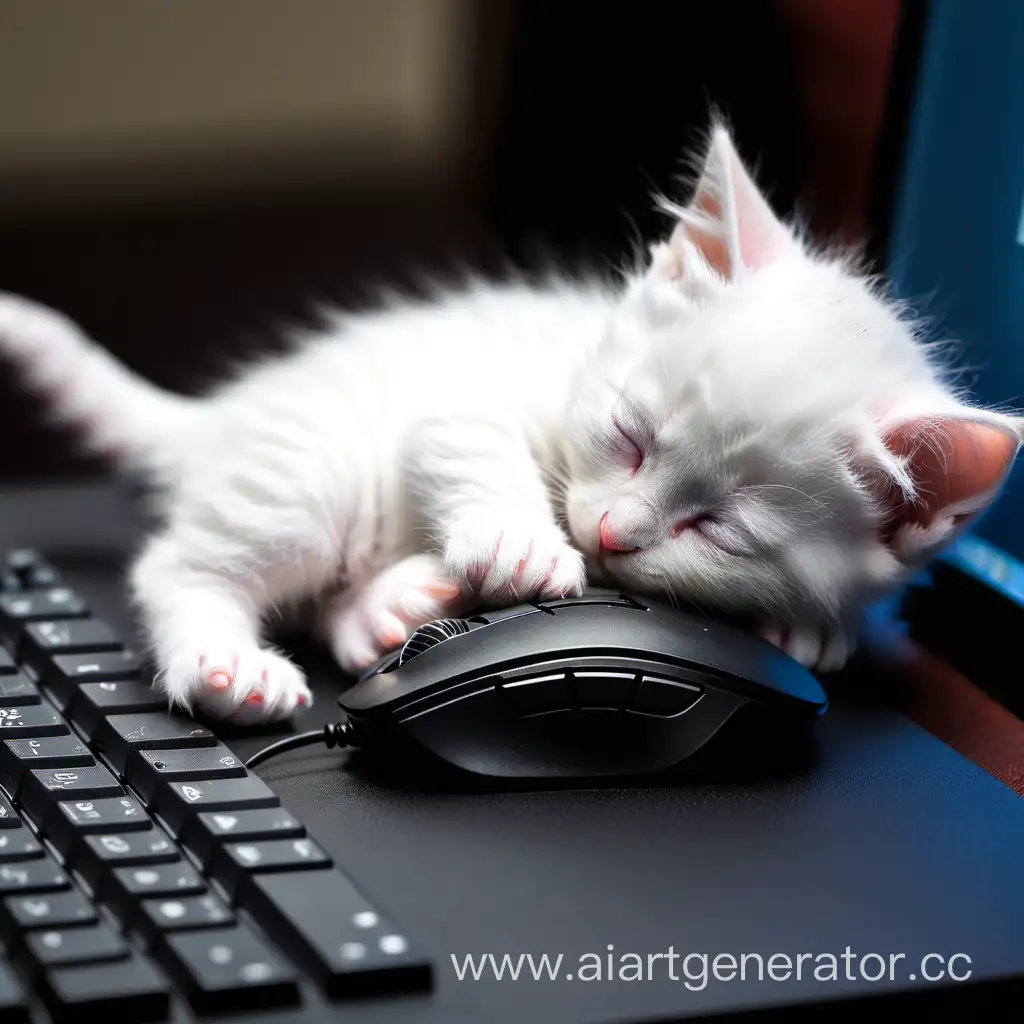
[758,622,854,675]
[443,520,586,604]
[325,554,466,674]
[160,646,313,724]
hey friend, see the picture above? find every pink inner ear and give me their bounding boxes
[690,192,730,279]
[668,129,794,282]
[727,147,792,272]
[877,418,1018,545]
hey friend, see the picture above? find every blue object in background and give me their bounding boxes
[943,531,1024,609]
[887,0,1024,561]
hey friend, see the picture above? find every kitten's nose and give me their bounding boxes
[599,512,642,554]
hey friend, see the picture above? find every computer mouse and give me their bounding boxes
[337,588,828,779]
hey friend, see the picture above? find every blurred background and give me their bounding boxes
[0,0,906,482]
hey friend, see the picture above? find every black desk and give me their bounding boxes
[3,482,1022,1022]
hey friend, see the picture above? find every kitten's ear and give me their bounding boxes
[655,124,797,283]
[859,410,1024,562]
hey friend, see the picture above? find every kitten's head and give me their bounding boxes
[562,124,1023,628]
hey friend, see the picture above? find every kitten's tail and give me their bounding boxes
[0,292,199,478]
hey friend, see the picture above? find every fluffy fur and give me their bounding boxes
[1,124,1020,723]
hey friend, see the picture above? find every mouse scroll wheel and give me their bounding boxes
[397,618,473,665]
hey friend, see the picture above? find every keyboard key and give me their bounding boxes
[136,893,234,939]
[128,745,246,805]
[161,925,299,1012]
[213,837,331,899]
[52,795,150,832]
[0,589,84,622]
[246,869,432,997]
[106,862,204,915]
[80,830,175,866]
[40,650,144,712]
[5,553,61,591]
[47,796,152,859]
[0,701,68,739]
[76,832,179,890]
[0,590,88,651]
[98,713,216,775]
[21,765,124,828]
[0,648,14,676]
[1,889,97,937]
[185,807,305,867]
[25,564,61,589]
[0,858,69,895]
[3,551,39,576]
[0,830,43,862]
[0,676,41,707]
[24,922,128,970]
[0,795,18,829]
[0,573,21,595]
[0,735,93,794]
[20,620,121,677]
[157,777,279,836]
[43,951,170,1022]
[69,681,165,740]
[0,960,28,1024]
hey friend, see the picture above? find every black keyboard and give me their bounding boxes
[0,549,432,1022]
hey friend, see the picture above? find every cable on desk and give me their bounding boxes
[245,720,354,769]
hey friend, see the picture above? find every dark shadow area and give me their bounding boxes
[335,726,822,798]
[0,0,900,485]
[483,1,804,271]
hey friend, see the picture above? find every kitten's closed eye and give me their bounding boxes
[673,510,757,557]
[611,417,644,475]
[671,514,714,537]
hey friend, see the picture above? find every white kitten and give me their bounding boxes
[0,124,1019,723]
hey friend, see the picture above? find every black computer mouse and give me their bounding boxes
[337,588,828,779]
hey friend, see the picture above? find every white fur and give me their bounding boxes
[0,124,1019,722]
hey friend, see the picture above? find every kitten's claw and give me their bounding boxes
[443,520,586,604]
[160,646,313,724]
[816,627,853,675]
[757,622,853,675]
[324,554,467,675]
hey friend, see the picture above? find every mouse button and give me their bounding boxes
[468,604,537,625]
[372,653,402,675]
[572,671,636,708]
[498,660,572,682]
[337,665,417,711]
[631,675,704,717]
[498,671,571,715]
[538,591,644,611]
[397,682,495,722]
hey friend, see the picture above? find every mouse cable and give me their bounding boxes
[245,719,354,770]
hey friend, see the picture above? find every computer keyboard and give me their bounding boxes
[0,548,432,1022]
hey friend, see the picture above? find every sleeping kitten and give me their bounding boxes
[0,124,1020,724]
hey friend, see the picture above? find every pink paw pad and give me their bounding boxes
[202,651,237,691]
[207,671,232,691]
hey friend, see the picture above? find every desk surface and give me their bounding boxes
[2,481,1023,1022]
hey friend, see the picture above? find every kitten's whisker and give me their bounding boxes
[748,483,831,514]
